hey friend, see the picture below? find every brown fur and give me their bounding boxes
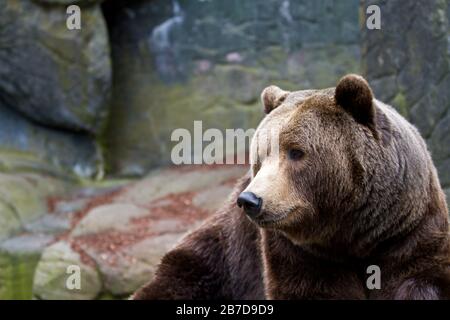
[261,85,290,114]
[132,74,450,300]
[335,74,375,126]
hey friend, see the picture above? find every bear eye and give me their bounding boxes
[288,148,304,161]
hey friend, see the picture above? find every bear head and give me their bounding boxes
[238,74,438,256]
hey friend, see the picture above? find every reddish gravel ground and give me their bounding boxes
[71,190,211,265]
[46,164,246,268]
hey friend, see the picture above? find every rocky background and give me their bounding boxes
[362,0,450,203]
[0,0,448,299]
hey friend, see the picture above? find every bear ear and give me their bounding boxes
[335,74,375,127]
[261,85,290,114]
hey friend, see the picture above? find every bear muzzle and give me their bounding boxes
[237,191,263,218]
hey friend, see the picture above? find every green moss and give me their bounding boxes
[97,292,121,300]
[0,173,71,224]
[0,201,22,242]
[392,92,409,117]
[77,177,133,189]
[0,149,76,181]
[256,46,289,69]
[0,250,41,300]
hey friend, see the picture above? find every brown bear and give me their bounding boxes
[132,74,450,300]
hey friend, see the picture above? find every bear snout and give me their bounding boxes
[237,191,263,218]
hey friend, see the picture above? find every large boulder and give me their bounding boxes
[102,0,360,175]
[0,0,110,177]
[0,173,68,235]
[0,0,111,133]
[33,241,102,300]
[0,104,103,179]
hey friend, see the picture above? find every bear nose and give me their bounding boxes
[237,192,262,217]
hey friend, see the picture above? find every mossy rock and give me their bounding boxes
[0,173,67,224]
[0,105,103,179]
[0,201,22,242]
[0,250,41,299]
[0,234,55,300]
[0,0,111,133]
[33,241,102,300]
[391,92,409,118]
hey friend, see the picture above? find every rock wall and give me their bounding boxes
[0,0,111,178]
[0,0,362,177]
[361,0,450,201]
[0,0,447,184]
[102,0,361,175]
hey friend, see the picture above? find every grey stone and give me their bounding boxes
[361,0,450,193]
[33,241,102,300]
[83,233,183,296]
[436,158,450,191]
[52,198,90,215]
[0,0,111,133]
[0,200,22,242]
[0,104,102,178]
[24,214,72,235]
[0,173,55,225]
[192,185,235,212]
[102,0,360,175]
[115,165,248,206]
[71,203,148,237]
[0,234,54,255]
[444,188,450,204]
